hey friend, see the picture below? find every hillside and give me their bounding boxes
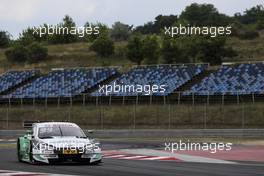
[0,34,263,72]
[225,31,264,62]
[0,42,132,73]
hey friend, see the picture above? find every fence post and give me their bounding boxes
[70,97,73,108]
[192,92,194,105]
[82,94,85,106]
[109,95,112,106]
[96,96,98,107]
[207,92,210,105]
[204,103,207,129]
[68,106,71,122]
[8,98,11,108]
[122,96,125,105]
[237,93,240,105]
[57,97,60,108]
[100,104,103,129]
[20,98,23,108]
[242,102,245,129]
[6,105,9,129]
[221,93,225,125]
[168,103,171,129]
[177,92,180,105]
[222,93,225,106]
[133,102,136,129]
[67,97,72,122]
[45,97,48,108]
[252,93,255,104]
[163,95,166,105]
[33,97,35,108]
[150,95,152,105]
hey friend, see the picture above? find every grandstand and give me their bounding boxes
[0,62,263,102]
[1,62,264,130]
[4,68,118,98]
[91,64,207,96]
[0,70,39,94]
[184,62,264,95]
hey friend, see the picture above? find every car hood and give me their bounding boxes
[38,136,93,148]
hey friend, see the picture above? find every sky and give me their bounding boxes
[0,0,263,38]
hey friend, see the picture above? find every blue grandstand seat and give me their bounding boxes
[91,64,207,96]
[0,70,39,93]
[184,63,264,95]
[6,68,117,98]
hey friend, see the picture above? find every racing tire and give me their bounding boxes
[17,139,22,162]
[91,159,102,165]
[29,141,37,164]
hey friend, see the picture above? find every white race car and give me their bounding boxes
[17,122,102,164]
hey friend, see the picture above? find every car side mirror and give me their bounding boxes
[26,129,33,135]
[87,130,94,134]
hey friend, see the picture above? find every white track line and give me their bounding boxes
[103,153,119,156]
[119,149,237,164]
[120,155,148,159]
[140,156,173,160]
[103,154,176,161]
[0,169,74,175]
[103,154,126,158]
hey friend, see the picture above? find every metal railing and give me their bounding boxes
[0,92,264,130]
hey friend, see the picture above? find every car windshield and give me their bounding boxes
[38,125,86,138]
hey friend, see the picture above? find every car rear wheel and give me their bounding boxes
[91,159,102,165]
[17,139,22,162]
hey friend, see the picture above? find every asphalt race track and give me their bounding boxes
[0,141,263,176]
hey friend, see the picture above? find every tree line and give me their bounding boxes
[0,3,263,65]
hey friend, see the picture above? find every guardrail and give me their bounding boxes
[1,129,264,139]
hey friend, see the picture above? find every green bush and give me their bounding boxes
[5,45,29,63]
[198,37,237,65]
[237,30,259,40]
[90,35,114,57]
[0,31,11,48]
[5,42,48,63]
[110,22,132,41]
[28,42,48,63]
[84,22,109,42]
[142,35,160,64]
[115,43,127,58]
[256,20,264,30]
[161,38,185,64]
[126,35,144,65]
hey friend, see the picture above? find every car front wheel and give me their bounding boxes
[17,140,22,162]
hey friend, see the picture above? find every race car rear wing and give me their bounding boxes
[23,120,70,128]
[23,120,46,128]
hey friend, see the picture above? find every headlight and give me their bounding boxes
[90,138,101,148]
[84,142,101,154]
[84,143,93,154]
